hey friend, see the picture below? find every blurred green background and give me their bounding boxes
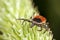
[33,0,60,40]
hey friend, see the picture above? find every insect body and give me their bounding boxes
[31,14,47,27]
[32,15,46,23]
[31,14,50,31]
[17,13,49,31]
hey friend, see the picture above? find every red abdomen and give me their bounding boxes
[33,15,46,23]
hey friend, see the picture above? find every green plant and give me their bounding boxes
[0,0,53,40]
